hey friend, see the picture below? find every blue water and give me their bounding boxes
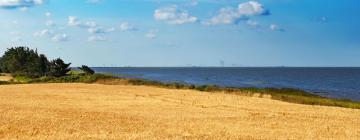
[93,67,360,101]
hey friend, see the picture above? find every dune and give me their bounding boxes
[0,83,359,139]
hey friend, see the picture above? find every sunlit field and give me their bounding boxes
[0,83,359,139]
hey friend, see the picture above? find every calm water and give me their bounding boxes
[93,67,360,101]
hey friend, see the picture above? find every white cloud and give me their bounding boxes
[119,22,137,31]
[45,12,51,17]
[0,0,45,8]
[246,20,259,27]
[68,16,114,34]
[45,20,55,26]
[68,16,82,26]
[33,29,54,37]
[320,17,328,22]
[145,30,157,39]
[269,24,285,32]
[206,7,244,25]
[206,1,269,25]
[238,1,269,16]
[88,35,107,42]
[84,21,97,28]
[68,16,97,27]
[51,33,68,42]
[67,16,114,42]
[315,16,329,23]
[34,29,71,42]
[19,6,27,11]
[88,27,104,34]
[154,6,197,25]
[88,27,114,34]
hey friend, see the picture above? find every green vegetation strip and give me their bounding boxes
[3,72,360,109]
[116,78,360,109]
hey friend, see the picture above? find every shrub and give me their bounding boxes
[0,81,10,85]
[48,58,71,77]
[195,85,221,92]
[79,65,95,75]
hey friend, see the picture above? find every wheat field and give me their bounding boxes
[0,83,359,139]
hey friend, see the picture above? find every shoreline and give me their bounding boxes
[92,67,360,102]
[113,75,355,102]
[98,77,360,109]
[1,73,360,109]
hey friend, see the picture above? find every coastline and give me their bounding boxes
[98,77,360,109]
[92,67,360,102]
[1,73,360,109]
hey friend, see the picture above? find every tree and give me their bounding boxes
[79,65,95,75]
[48,58,71,77]
[0,47,72,78]
[0,57,2,73]
[0,47,49,77]
[38,54,50,76]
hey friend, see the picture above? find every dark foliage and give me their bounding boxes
[48,58,71,77]
[39,54,50,76]
[0,47,46,77]
[79,65,95,75]
[0,47,70,77]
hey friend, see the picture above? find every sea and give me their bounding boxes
[92,67,360,101]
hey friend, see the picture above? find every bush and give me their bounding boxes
[48,58,71,77]
[79,65,95,75]
[195,85,221,92]
[0,81,10,85]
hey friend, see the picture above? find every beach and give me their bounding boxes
[0,83,359,139]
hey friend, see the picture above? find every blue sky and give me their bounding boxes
[0,0,359,67]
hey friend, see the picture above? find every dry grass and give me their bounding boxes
[0,73,12,82]
[0,83,359,139]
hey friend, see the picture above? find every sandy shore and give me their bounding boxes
[0,83,359,139]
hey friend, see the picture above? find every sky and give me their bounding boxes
[0,0,359,67]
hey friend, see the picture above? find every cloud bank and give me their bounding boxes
[0,0,45,8]
[154,6,198,25]
[206,1,269,25]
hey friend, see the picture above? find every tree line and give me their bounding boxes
[0,47,71,77]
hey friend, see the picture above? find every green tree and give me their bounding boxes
[48,58,71,77]
[0,47,73,78]
[0,57,2,73]
[0,47,49,77]
[79,65,95,75]
[39,54,50,76]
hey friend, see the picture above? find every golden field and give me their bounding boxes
[0,83,359,139]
